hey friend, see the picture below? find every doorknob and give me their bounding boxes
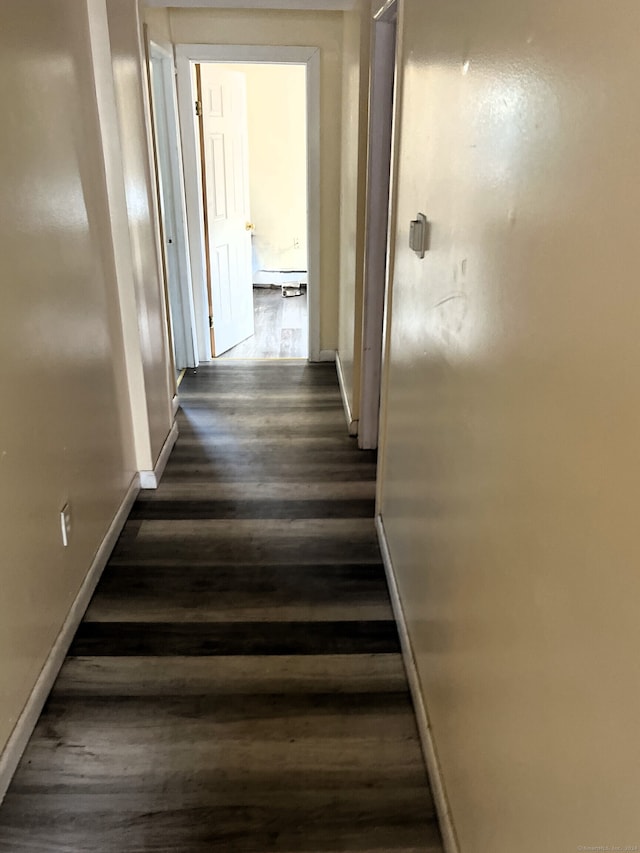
[245,222,255,231]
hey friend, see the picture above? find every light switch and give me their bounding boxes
[409,213,428,258]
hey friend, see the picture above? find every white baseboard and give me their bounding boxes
[375,514,460,853]
[139,421,178,489]
[335,351,359,437]
[0,474,140,806]
[318,349,336,362]
[171,394,180,419]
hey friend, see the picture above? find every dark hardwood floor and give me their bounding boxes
[0,361,443,852]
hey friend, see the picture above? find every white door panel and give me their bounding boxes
[201,65,254,356]
[150,49,198,370]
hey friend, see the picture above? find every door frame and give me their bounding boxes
[149,40,199,369]
[358,0,398,449]
[175,44,321,362]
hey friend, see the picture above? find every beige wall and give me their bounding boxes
[337,0,370,421]
[379,0,640,850]
[0,0,172,764]
[144,7,170,44]
[229,63,307,274]
[0,0,136,754]
[144,6,342,351]
[107,0,173,462]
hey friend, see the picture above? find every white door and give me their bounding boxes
[150,48,198,370]
[199,65,254,356]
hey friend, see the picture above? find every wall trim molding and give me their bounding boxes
[375,514,460,853]
[172,394,180,419]
[139,421,179,489]
[0,474,141,806]
[335,350,359,436]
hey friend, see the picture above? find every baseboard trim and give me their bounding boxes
[139,421,178,489]
[335,351,359,437]
[0,474,140,806]
[171,394,180,419]
[318,349,336,363]
[375,514,460,853]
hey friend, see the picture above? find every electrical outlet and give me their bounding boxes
[60,503,71,547]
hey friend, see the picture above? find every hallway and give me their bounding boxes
[0,362,442,852]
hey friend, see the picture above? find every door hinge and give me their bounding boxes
[209,315,213,329]
[195,99,202,117]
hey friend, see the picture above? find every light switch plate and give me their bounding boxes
[409,213,428,258]
[60,503,71,547]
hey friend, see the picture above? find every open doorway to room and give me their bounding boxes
[359,0,398,449]
[148,41,199,374]
[174,45,321,363]
[198,62,309,359]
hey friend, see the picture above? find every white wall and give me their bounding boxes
[0,0,172,773]
[107,0,174,460]
[145,5,342,351]
[337,0,370,423]
[379,0,640,850]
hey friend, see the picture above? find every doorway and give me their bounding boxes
[359,0,398,449]
[175,45,321,362]
[197,61,309,359]
[148,41,198,372]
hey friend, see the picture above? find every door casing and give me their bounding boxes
[358,0,398,449]
[176,44,321,362]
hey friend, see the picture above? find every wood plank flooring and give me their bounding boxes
[219,288,308,359]
[0,362,443,853]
